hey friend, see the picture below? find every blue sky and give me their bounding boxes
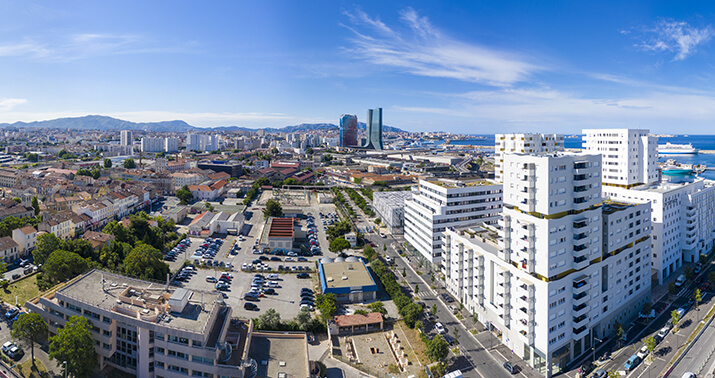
[2,1,715,133]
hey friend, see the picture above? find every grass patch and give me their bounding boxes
[397,320,429,365]
[15,358,49,378]
[469,329,478,335]
[451,347,460,355]
[0,275,39,307]
[455,313,463,320]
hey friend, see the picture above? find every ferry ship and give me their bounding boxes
[657,142,698,155]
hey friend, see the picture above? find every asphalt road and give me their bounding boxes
[365,232,519,378]
[670,315,715,378]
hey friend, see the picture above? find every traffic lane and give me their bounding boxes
[670,319,715,378]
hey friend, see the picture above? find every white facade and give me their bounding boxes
[495,133,564,182]
[120,130,132,146]
[164,138,179,152]
[373,191,412,234]
[404,179,502,264]
[442,152,651,377]
[583,129,658,187]
[604,179,715,283]
[187,133,218,152]
[141,137,165,153]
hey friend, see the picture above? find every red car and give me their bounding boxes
[700,282,710,292]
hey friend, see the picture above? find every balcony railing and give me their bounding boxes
[574,244,588,252]
[574,233,588,240]
[574,174,589,181]
[573,220,588,229]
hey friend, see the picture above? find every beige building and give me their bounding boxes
[12,225,37,255]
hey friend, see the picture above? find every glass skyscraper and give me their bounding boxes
[339,114,358,147]
[364,108,383,150]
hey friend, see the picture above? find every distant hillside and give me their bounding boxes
[0,115,407,133]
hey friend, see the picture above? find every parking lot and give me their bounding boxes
[166,192,347,321]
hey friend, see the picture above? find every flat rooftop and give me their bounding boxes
[320,261,376,289]
[247,332,309,378]
[425,179,494,188]
[57,270,221,333]
[602,201,636,215]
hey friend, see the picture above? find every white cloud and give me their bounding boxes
[0,33,192,61]
[0,98,27,112]
[635,20,713,61]
[343,8,544,86]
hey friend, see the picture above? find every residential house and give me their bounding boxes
[12,226,37,256]
[0,237,19,263]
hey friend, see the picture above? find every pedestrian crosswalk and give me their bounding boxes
[414,289,438,298]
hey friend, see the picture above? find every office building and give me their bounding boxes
[583,129,659,188]
[404,178,502,264]
[339,114,358,148]
[26,269,256,377]
[120,130,132,146]
[442,151,651,376]
[363,108,383,150]
[373,191,412,234]
[495,133,564,182]
[164,138,179,153]
[197,161,243,178]
[140,137,165,153]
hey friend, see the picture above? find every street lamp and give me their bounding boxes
[592,336,603,365]
[63,361,67,378]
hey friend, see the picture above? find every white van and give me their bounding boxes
[268,281,279,288]
[675,274,686,287]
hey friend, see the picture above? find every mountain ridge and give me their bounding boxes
[0,115,406,133]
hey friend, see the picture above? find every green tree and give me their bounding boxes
[33,233,61,265]
[694,288,703,321]
[103,220,133,244]
[414,284,419,293]
[432,304,438,317]
[256,308,282,330]
[668,281,677,296]
[328,237,350,253]
[400,302,423,328]
[366,301,387,316]
[103,158,112,168]
[614,320,624,347]
[607,371,620,378]
[176,185,193,205]
[12,313,48,365]
[709,271,715,286]
[426,335,449,362]
[316,293,337,322]
[49,316,97,378]
[671,309,681,331]
[644,336,656,363]
[31,196,40,216]
[700,254,708,266]
[123,158,136,169]
[294,309,313,331]
[263,199,283,217]
[43,250,90,283]
[123,243,169,281]
[685,266,694,280]
[641,302,652,316]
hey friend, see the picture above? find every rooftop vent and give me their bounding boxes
[327,277,334,282]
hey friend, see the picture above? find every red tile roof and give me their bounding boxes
[333,312,383,327]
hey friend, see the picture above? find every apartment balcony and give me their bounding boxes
[574,174,589,181]
[574,162,590,170]
[574,196,589,204]
[573,292,590,306]
[573,255,589,270]
[573,314,589,329]
[573,276,589,291]
[574,185,590,193]
[573,325,589,338]
[573,219,588,229]
[574,243,588,252]
[572,303,589,317]
[574,232,588,241]
[686,226,696,232]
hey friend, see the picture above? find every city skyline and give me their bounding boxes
[4,2,715,133]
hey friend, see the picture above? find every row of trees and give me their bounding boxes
[242,177,270,205]
[344,188,375,217]
[370,259,423,328]
[360,187,373,201]
[75,168,101,180]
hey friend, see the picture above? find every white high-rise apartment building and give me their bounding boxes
[583,129,659,188]
[443,152,651,377]
[140,137,165,153]
[586,128,715,283]
[404,178,502,264]
[604,179,715,282]
[164,138,179,153]
[495,133,564,182]
[186,133,218,152]
[120,130,132,146]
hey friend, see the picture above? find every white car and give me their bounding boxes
[379,232,386,238]
[636,345,649,359]
[657,327,669,339]
[267,274,279,280]
[434,322,446,334]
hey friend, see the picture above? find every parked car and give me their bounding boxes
[6,345,23,360]
[434,322,446,334]
[244,293,259,301]
[4,308,18,319]
[624,355,641,371]
[503,362,518,374]
[263,288,276,295]
[206,276,217,283]
[215,283,229,291]
[636,345,649,360]
[1,342,13,353]
[297,273,310,279]
[244,303,258,311]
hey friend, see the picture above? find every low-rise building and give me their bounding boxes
[328,313,384,336]
[373,191,412,234]
[12,225,37,255]
[0,236,20,263]
[318,257,378,303]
